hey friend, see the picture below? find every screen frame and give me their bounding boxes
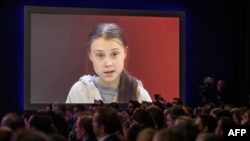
[24,6,185,110]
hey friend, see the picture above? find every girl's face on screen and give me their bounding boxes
[89,37,127,87]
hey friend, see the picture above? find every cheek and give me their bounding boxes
[92,61,102,73]
[116,57,125,69]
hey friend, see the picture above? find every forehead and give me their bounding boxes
[90,38,124,50]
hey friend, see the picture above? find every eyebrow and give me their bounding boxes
[112,48,119,50]
[94,48,119,52]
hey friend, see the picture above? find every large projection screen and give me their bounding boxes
[24,6,185,110]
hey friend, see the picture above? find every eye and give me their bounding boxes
[112,52,119,57]
[96,53,104,59]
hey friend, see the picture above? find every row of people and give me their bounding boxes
[1,99,250,141]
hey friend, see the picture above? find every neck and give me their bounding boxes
[97,76,120,89]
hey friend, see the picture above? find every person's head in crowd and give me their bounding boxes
[1,113,25,131]
[216,79,225,92]
[205,103,216,110]
[52,103,66,117]
[241,110,250,125]
[88,100,104,113]
[209,108,222,119]
[194,115,217,133]
[108,102,120,111]
[0,126,12,141]
[152,128,187,141]
[131,109,155,128]
[147,106,164,130]
[174,115,193,126]
[64,105,73,121]
[195,106,212,117]
[223,104,234,111]
[27,112,56,135]
[215,116,235,135]
[182,106,193,117]
[10,129,52,141]
[216,109,232,121]
[173,116,200,141]
[46,111,69,138]
[230,107,243,125]
[127,100,141,116]
[196,133,223,141]
[45,105,53,113]
[200,106,212,116]
[75,113,96,141]
[140,101,152,110]
[171,98,182,106]
[127,124,148,141]
[136,127,156,141]
[72,104,85,120]
[92,106,121,139]
[164,105,186,128]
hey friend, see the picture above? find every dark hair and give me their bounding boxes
[173,118,200,141]
[166,105,186,120]
[87,23,138,102]
[108,102,120,111]
[132,109,155,128]
[127,124,148,141]
[73,104,86,112]
[198,115,217,133]
[95,106,121,134]
[129,100,141,108]
[29,112,55,135]
[173,98,182,105]
[77,114,95,137]
[1,113,25,131]
[218,116,235,130]
[147,107,164,130]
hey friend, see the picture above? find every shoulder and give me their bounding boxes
[79,75,96,84]
[136,79,152,102]
[68,75,93,89]
[66,75,100,103]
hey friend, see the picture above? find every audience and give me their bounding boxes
[152,128,187,141]
[0,94,249,141]
[1,113,25,131]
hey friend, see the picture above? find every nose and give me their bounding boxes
[104,57,112,67]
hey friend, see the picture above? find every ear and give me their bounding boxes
[89,52,93,62]
[124,46,128,59]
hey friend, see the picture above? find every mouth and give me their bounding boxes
[104,70,115,74]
